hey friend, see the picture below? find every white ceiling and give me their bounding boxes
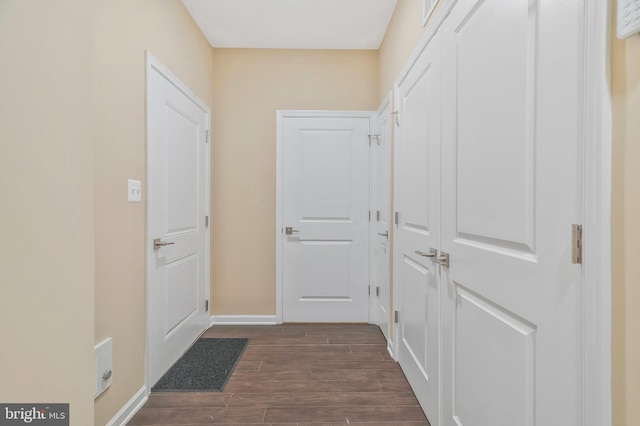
[181,0,398,50]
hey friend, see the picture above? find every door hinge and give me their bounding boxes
[572,224,583,264]
[394,310,399,323]
[395,211,399,225]
[205,129,210,143]
[376,210,381,221]
[369,210,371,222]
[205,216,209,227]
[391,111,400,126]
[368,285,371,296]
[376,286,380,297]
[205,300,209,312]
[368,134,380,146]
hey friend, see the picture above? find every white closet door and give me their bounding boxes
[440,0,583,425]
[280,113,372,322]
[373,96,393,341]
[394,30,442,425]
[147,56,210,387]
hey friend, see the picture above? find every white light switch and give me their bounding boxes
[128,179,142,203]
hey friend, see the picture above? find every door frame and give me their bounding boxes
[275,110,375,324]
[390,1,612,424]
[144,51,211,393]
[369,93,394,328]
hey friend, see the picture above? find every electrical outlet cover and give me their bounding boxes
[95,337,113,398]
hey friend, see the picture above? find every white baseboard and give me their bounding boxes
[209,315,278,326]
[106,385,148,426]
[387,340,396,361]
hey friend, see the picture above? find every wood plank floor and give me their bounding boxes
[128,324,430,425]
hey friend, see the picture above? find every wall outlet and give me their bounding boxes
[128,179,142,203]
[95,337,113,398]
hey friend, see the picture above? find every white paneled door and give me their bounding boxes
[147,54,210,387]
[279,112,372,323]
[440,0,584,425]
[394,30,442,425]
[373,95,393,341]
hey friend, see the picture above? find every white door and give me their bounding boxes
[373,95,393,341]
[394,31,442,424]
[440,0,583,425]
[279,112,371,323]
[147,54,210,387]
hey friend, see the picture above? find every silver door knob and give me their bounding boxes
[377,231,389,238]
[285,227,300,236]
[153,238,175,250]
[415,248,437,258]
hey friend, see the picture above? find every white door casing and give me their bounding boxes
[146,52,210,387]
[440,0,583,425]
[372,94,393,341]
[394,30,442,425]
[276,111,373,323]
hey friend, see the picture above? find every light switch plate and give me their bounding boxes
[128,179,142,203]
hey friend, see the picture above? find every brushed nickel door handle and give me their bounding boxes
[377,231,389,238]
[153,238,175,250]
[415,248,437,258]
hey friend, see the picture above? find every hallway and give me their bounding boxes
[129,324,429,425]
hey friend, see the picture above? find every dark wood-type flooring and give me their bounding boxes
[128,323,430,425]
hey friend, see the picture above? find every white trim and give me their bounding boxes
[386,332,397,361]
[105,386,148,426]
[392,88,401,361]
[422,0,438,26]
[275,110,376,324]
[368,110,378,325]
[582,1,612,425]
[210,315,278,326]
[144,50,211,391]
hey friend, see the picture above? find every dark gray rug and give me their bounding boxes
[152,338,248,392]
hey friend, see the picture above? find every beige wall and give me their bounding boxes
[378,0,428,101]
[92,1,214,424]
[210,49,379,314]
[611,19,640,426]
[0,1,95,424]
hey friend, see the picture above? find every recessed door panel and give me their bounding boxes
[300,130,353,220]
[166,104,200,234]
[166,254,199,335]
[454,0,535,254]
[453,285,535,426]
[300,240,352,299]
